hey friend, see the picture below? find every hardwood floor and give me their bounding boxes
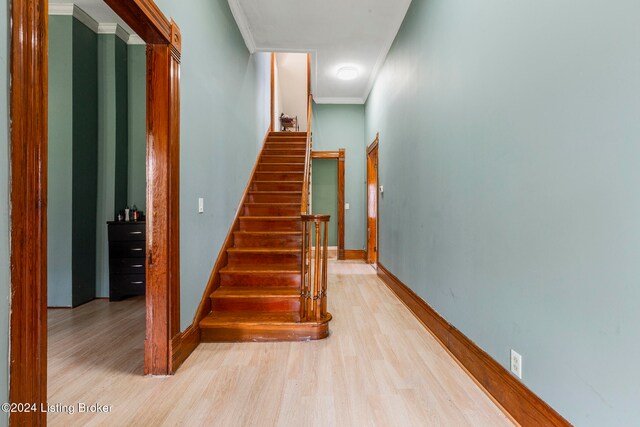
[48,262,513,426]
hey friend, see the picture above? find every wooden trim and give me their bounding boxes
[344,250,366,261]
[270,52,275,132]
[300,95,313,214]
[307,53,312,100]
[311,150,346,260]
[366,134,379,264]
[337,149,345,261]
[97,0,183,376]
[367,132,379,155]
[376,263,570,427]
[103,0,174,45]
[311,150,340,159]
[9,1,49,424]
[170,325,201,372]
[193,127,272,328]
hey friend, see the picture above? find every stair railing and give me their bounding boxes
[300,95,330,322]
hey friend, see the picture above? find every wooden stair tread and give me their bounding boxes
[220,263,300,273]
[212,287,299,298]
[251,181,303,184]
[247,191,302,194]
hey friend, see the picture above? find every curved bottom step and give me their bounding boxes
[199,312,332,342]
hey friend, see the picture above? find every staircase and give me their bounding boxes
[199,131,332,342]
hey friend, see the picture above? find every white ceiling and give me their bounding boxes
[49,0,139,41]
[229,0,413,104]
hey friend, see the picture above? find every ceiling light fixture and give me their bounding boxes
[337,66,358,81]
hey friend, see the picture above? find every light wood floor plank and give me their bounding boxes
[48,261,513,426]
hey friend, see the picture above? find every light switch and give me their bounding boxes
[198,198,204,213]
[379,185,384,194]
[345,203,350,210]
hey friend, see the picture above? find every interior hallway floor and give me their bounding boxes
[48,261,513,426]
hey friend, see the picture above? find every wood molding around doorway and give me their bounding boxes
[366,134,379,265]
[9,0,184,422]
[312,149,346,260]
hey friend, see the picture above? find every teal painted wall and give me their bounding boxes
[312,104,365,250]
[48,17,98,307]
[127,44,146,211]
[153,0,271,329]
[96,34,130,298]
[364,0,640,424]
[312,159,338,246]
[71,19,98,307]
[48,16,74,306]
[0,1,10,423]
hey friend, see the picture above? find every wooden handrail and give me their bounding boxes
[300,94,313,215]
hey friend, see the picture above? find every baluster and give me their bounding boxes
[321,221,328,317]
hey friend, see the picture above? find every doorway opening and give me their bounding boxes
[10,1,182,422]
[311,149,346,259]
[367,134,379,265]
[271,52,311,132]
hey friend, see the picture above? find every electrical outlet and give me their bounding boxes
[198,198,204,213]
[510,349,522,379]
[345,203,350,210]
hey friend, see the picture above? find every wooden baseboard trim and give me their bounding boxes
[170,325,201,373]
[344,250,366,260]
[377,263,570,427]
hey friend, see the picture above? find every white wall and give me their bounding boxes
[274,52,308,131]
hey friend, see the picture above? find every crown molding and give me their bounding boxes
[49,4,99,33]
[49,2,144,45]
[127,35,146,45]
[98,23,130,43]
[314,97,365,105]
[228,0,256,53]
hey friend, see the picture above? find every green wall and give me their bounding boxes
[95,34,130,298]
[127,44,146,211]
[48,16,74,306]
[312,104,365,250]
[153,0,271,329]
[0,1,10,423]
[48,16,98,307]
[312,159,338,246]
[364,0,640,424]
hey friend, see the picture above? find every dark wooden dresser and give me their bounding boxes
[107,221,146,301]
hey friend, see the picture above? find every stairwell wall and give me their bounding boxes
[364,0,640,424]
[153,0,271,329]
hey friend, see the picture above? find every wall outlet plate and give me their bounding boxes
[198,198,204,213]
[345,203,350,210]
[510,349,522,379]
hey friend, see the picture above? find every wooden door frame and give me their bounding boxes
[9,0,182,422]
[311,150,345,260]
[367,134,379,265]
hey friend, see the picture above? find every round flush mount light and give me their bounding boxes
[337,66,359,80]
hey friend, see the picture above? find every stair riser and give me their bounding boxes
[252,182,302,192]
[247,194,301,203]
[219,272,301,287]
[228,252,301,265]
[243,205,299,216]
[239,218,301,231]
[257,163,304,172]
[263,149,307,156]
[255,171,304,180]
[211,296,300,313]
[268,137,307,142]
[265,143,307,148]
[261,156,306,164]
[233,234,302,248]
[200,322,329,342]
